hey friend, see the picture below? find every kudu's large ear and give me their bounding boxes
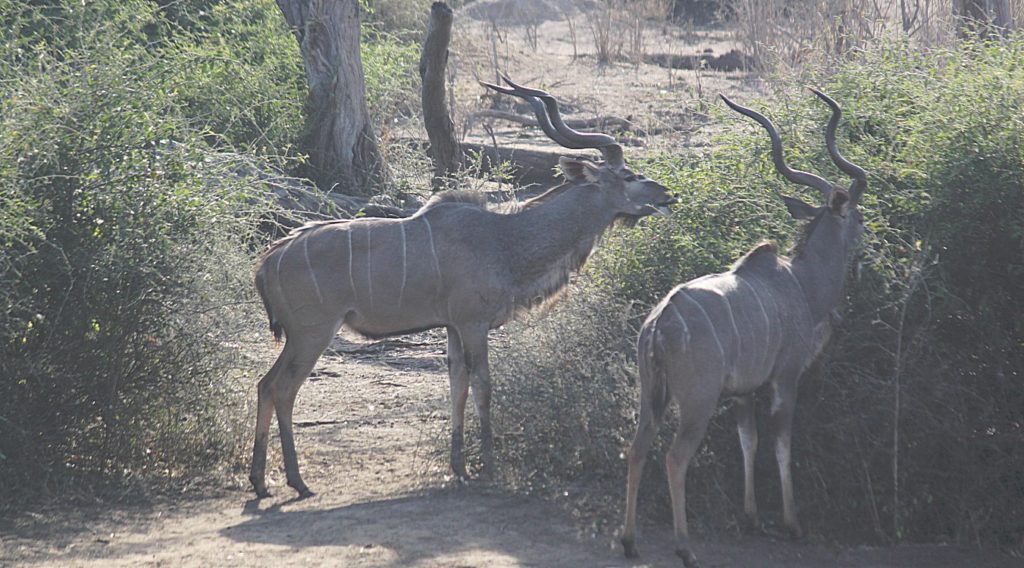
[782,195,821,220]
[559,156,601,184]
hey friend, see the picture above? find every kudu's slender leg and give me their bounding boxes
[733,393,760,532]
[769,379,802,539]
[667,393,718,568]
[446,327,471,480]
[459,324,495,477]
[621,385,668,558]
[250,351,288,497]
[272,323,338,498]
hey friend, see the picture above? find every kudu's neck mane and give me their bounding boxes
[503,182,617,312]
[789,212,853,325]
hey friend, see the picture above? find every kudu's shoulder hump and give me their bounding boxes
[420,189,490,212]
[731,241,782,274]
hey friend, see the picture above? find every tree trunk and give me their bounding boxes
[420,2,462,191]
[954,0,1015,38]
[991,0,1015,33]
[276,0,382,194]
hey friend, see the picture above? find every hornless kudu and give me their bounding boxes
[249,77,675,498]
[621,90,868,566]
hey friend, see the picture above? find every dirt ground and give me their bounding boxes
[2,333,1019,568]
[1,3,1021,568]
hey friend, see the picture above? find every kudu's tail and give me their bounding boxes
[637,319,670,418]
[254,264,283,342]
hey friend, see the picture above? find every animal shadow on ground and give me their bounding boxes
[222,487,625,567]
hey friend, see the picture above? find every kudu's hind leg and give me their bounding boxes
[250,353,287,498]
[733,393,760,532]
[273,324,338,498]
[621,387,668,558]
[769,380,802,539]
[666,397,717,568]
[446,329,470,480]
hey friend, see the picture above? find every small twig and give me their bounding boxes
[470,109,642,135]
[294,419,343,428]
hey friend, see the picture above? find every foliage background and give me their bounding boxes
[0,0,420,503]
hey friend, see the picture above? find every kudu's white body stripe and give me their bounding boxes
[737,275,772,371]
[784,266,805,300]
[720,291,742,379]
[667,300,690,345]
[679,290,726,366]
[398,222,408,307]
[275,238,296,311]
[302,235,323,304]
[365,223,373,309]
[347,229,357,302]
[422,216,442,289]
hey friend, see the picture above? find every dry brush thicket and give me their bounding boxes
[728,0,1024,71]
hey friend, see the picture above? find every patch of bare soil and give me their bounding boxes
[449,2,755,159]
[1,332,1017,567]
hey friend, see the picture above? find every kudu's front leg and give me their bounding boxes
[733,393,760,532]
[462,326,495,478]
[769,380,802,539]
[446,329,471,481]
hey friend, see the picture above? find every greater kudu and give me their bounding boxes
[249,77,675,498]
[621,90,868,566]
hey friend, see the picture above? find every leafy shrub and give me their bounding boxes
[157,0,307,155]
[0,1,281,501]
[361,29,422,132]
[489,35,1023,550]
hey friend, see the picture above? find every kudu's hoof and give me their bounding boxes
[738,514,762,535]
[621,537,639,559]
[475,467,495,483]
[288,482,315,499]
[787,524,804,541]
[676,547,700,568]
[451,464,469,481]
[250,477,271,499]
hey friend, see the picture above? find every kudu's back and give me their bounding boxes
[254,199,518,340]
[639,243,826,400]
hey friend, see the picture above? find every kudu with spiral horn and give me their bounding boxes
[621,90,868,567]
[248,78,674,498]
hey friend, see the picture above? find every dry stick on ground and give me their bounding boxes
[469,109,700,142]
[470,109,647,136]
[421,2,461,190]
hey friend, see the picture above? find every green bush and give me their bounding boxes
[490,36,1023,549]
[0,1,282,501]
[361,29,422,131]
